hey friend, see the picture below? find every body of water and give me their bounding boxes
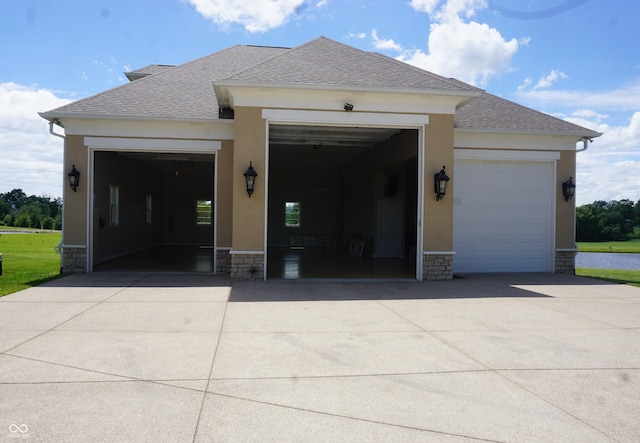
[575,252,640,270]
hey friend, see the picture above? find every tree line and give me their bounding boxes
[576,199,640,241]
[0,189,62,230]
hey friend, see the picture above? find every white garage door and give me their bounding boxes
[453,160,554,273]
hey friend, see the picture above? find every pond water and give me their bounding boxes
[575,252,640,270]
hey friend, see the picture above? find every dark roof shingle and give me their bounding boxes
[455,92,601,136]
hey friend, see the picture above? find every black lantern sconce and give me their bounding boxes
[68,165,80,192]
[562,177,575,201]
[243,161,258,197]
[434,166,450,201]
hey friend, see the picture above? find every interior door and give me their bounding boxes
[376,199,404,258]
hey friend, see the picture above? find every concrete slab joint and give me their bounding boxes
[423,252,455,281]
[230,251,264,281]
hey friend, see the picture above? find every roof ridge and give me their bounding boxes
[218,37,329,81]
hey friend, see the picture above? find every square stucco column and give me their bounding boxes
[555,150,577,274]
[230,107,267,281]
[422,114,455,280]
[63,135,89,273]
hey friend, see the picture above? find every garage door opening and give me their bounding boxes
[267,125,419,280]
[92,151,216,273]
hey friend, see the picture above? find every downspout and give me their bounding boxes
[49,120,66,274]
[572,137,592,269]
[577,136,591,153]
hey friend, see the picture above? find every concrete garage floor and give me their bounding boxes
[1,273,639,441]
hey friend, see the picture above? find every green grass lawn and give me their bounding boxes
[576,238,640,253]
[0,232,62,297]
[576,268,640,288]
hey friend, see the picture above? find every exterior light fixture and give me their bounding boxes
[562,177,575,201]
[434,166,450,201]
[68,165,80,192]
[243,161,258,197]
[344,102,354,111]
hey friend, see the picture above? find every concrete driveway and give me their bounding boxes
[1,273,639,442]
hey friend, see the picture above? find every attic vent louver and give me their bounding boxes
[219,107,235,119]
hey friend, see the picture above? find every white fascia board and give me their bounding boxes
[262,109,429,128]
[227,86,465,115]
[454,130,581,151]
[59,118,234,140]
[454,148,560,162]
[85,137,221,152]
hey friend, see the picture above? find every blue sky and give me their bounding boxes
[1,0,638,205]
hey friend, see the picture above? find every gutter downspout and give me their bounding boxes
[49,120,66,274]
[573,137,592,270]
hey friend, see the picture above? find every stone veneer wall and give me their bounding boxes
[230,252,264,281]
[423,253,454,280]
[216,248,232,274]
[62,247,87,273]
[555,249,576,274]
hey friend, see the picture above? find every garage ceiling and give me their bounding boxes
[269,125,403,168]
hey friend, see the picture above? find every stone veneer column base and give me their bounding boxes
[555,249,577,274]
[423,252,455,281]
[216,248,232,274]
[62,246,87,274]
[230,251,264,281]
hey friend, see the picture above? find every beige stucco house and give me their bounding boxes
[40,37,600,281]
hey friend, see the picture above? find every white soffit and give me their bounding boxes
[84,137,221,152]
[262,109,429,128]
[455,149,560,162]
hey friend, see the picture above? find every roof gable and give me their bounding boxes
[222,37,480,93]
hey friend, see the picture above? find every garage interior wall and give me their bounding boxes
[267,129,418,258]
[93,151,214,266]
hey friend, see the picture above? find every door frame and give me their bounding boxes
[84,137,221,272]
[261,109,429,280]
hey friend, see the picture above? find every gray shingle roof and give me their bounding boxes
[42,45,290,121]
[222,37,480,93]
[455,92,601,136]
[41,36,600,138]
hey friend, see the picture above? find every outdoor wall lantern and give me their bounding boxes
[344,102,354,111]
[434,166,450,201]
[68,165,80,192]
[562,177,575,201]
[243,161,258,197]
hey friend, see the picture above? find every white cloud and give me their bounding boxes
[517,79,640,112]
[533,69,568,89]
[380,0,518,87]
[399,18,518,87]
[346,31,366,39]
[0,83,72,198]
[185,0,307,32]
[409,0,441,14]
[371,29,402,52]
[571,111,640,205]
